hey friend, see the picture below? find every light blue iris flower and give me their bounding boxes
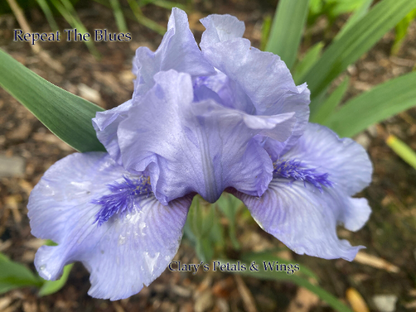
[28,8,372,300]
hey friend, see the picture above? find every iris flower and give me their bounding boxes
[28,8,372,300]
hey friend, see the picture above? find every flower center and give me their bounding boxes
[92,176,152,226]
[273,159,332,192]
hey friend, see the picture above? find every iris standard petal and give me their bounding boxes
[199,13,245,47]
[94,7,216,158]
[200,14,303,115]
[117,70,297,204]
[28,152,191,300]
[230,123,372,260]
[92,100,133,165]
[199,14,310,156]
[132,7,215,98]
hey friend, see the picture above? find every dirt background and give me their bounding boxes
[0,0,416,311]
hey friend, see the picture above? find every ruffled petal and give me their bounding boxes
[193,71,254,114]
[282,123,372,196]
[200,15,302,114]
[230,123,372,261]
[199,14,245,47]
[28,152,191,300]
[199,14,310,156]
[132,8,215,98]
[117,70,298,203]
[272,123,372,232]
[192,98,296,143]
[92,100,133,165]
[232,180,369,261]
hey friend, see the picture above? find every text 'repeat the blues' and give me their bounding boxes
[13,29,132,45]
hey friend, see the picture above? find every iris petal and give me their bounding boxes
[94,8,217,164]
[92,100,133,165]
[200,14,310,157]
[132,7,215,98]
[231,123,372,260]
[28,152,191,300]
[282,123,372,196]
[117,70,297,203]
[232,180,368,261]
[199,14,245,47]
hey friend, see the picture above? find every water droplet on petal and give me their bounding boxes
[144,252,160,274]
[139,221,147,236]
[39,265,46,271]
[118,235,126,245]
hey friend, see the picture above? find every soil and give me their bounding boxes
[0,1,416,311]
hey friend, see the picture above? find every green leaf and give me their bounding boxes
[38,264,73,296]
[0,253,43,294]
[126,0,166,35]
[185,198,224,262]
[293,42,324,84]
[309,0,323,16]
[327,0,370,17]
[392,8,416,55]
[216,194,243,249]
[187,196,202,237]
[324,72,416,137]
[216,194,242,220]
[260,15,272,51]
[109,0,128,33]
[311,76,350,123]
[185,196,227,262]
[266,0,310,69]
[0,49,105,152]
[151,0,188,11]
[301,0,416,109]
[335,0,373,40]
[49,0,100,58]
[195,238,214,263]
[187,196,215,239]
[386,135,416,170]
[92,0,166,35]
[35,0,59,32]
[208,213,225,250]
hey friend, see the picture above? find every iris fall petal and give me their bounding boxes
[231,123,372,261]
[28,152,191,300]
